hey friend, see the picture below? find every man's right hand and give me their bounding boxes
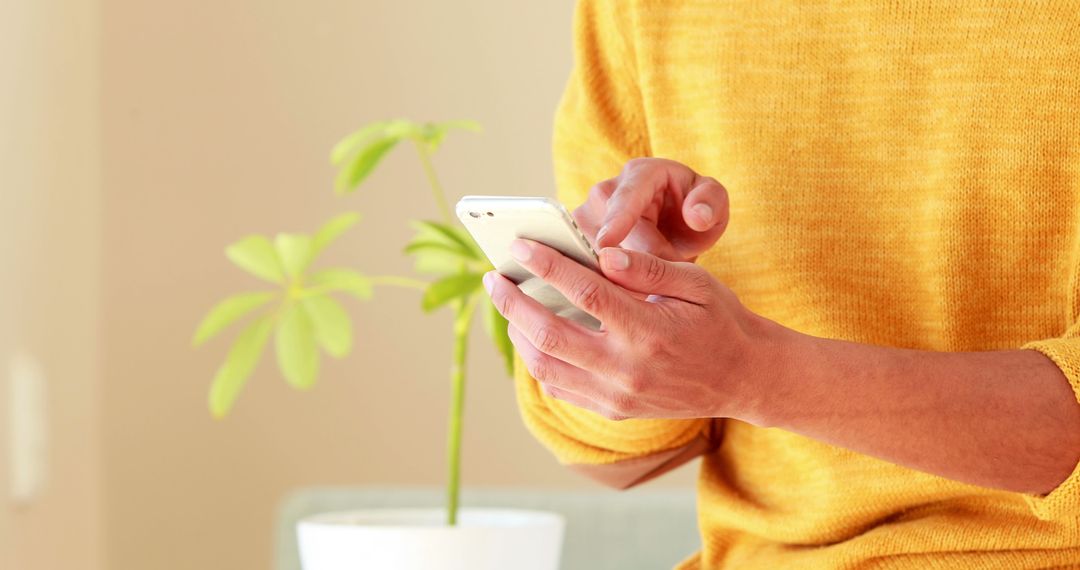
[572,158,730,263]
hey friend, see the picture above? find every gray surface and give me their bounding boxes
[276,486,700,570]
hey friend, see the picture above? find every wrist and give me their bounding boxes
[724,310,816,427]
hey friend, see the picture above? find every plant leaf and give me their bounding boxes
[412,250,462,275]
[422,119,482,152]
[192,291,276,346]
[405,222,487,275]
[302,295,352,358]
[330,120,392,165]
[311,212,360,261]
[404,241,482,277]
[422,272,483,312]
[275,233,314,279]
[307,268,373,299]
[411,220,480,259]
[381,119,424,140]
[482,297,514,376]
[331,119,476,164]
[226,235,286,284]
[275,302,320,390]
[334,136,401,194]
[208,315,274,418]
[404,238,475,261]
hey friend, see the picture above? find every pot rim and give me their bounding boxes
[298,507,565,530]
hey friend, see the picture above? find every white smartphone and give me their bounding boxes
[456,195,601,330]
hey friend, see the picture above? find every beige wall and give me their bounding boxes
[101,2,645,568]
[0,0,103,569]
[5,2,696,569]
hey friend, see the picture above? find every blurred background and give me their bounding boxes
[1,1,696,569]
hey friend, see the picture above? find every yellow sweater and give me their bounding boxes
[516,1,1080,568]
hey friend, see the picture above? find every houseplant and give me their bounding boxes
[193,119,564,569]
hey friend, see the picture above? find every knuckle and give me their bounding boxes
[639,336,664,359]
[528,354,557,383]
[588,180,616,201]
[586,185,604,202]
[686,268,714,294]
[531,322,564,355]
[494,291,515,316]
[623,157,653,172]
[622,374,646,395]
[532,253,557,279]
[645,257,668,284]
[609,392,638,416]
[574,279,605,313]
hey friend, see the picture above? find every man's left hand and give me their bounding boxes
[483,238,779,421]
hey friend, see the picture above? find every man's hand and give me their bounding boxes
[484,239,774,421]
[573,158,730,262]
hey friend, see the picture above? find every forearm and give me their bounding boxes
[749,323,1080,495]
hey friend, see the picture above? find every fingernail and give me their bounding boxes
[482,271,495,294]
[692,203,713,223]
[510,239,532,263]
[596,225,609,244]
[601,248,630,271]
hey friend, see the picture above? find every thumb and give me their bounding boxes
[598,247,714,303]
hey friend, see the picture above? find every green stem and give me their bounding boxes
[446,294,478,525]
[413,139,454,225]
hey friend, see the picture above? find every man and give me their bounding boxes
[482,1,1080,568]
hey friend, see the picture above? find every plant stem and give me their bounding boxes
[446,294,478,526]
[369,275,429,291]
[413,139,454,225]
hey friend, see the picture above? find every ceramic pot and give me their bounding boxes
[297,508,565,570]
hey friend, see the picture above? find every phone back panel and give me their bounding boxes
[456,196,601,330]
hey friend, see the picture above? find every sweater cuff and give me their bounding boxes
[1020,337,1080,522]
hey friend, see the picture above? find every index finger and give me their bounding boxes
[596,158,697,249]
[596,168,657,249]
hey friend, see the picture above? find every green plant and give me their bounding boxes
[193,119,513,525]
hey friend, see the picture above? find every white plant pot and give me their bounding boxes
[297,508,566,570]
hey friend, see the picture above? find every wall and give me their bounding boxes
[0,0,103,569]
[100,1,696,569]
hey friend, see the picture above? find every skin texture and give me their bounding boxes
[484,158,1080,495]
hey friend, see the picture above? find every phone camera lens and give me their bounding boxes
[469,211,481,218]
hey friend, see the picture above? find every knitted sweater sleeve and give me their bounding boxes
[513,0,716,483]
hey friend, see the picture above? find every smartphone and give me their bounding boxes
[456,196,601,330]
